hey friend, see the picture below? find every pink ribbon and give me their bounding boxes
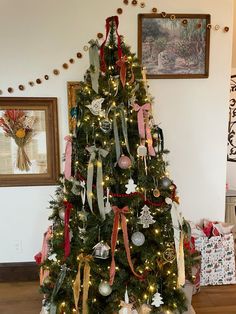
[39,227,52,285]
[64,135,72,180]
[63,200,73,259]
[133,103,155,156]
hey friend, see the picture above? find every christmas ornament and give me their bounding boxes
[48,253,57,262]
[159,176,172,189]
[151,291,164,307]
[138,205,156,228]
[105,187,112,214]
[125,178,137,194]
[163,247,176,263]
[137,145,147,157]
[93,241,110,259]
[118,155,131,169]
[58,208,65,220]
[86,98,105,116]
[138,304,152,314]
[71,179,81,195]
[131,231,145,246]
[98,281,112,296]
[100,118,112,133]
[119,288,134,314]
[165,197,173,205]
[153,188,160,198]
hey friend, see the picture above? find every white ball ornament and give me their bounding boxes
[58,209,65,220]
[98,281,112,296]
[131,231,145,246]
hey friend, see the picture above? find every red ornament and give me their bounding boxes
[118,155,131,169]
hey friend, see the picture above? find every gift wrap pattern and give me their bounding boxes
[195,234,236,286]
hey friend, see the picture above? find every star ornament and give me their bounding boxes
[125,178,137,194]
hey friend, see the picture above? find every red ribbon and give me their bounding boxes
[116,56,127,88]
[63,200,73,259]
[100,16,123,73]
[109,206,144,285]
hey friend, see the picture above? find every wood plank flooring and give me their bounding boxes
[0,281,236,313]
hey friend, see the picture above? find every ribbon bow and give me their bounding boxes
[100,16,122,72]
[89,39,100,93]
[133,103,155,156]
[63,200,73,259]
[110,206,144,285]
[73,254,93,314]
[86,146,108,220]
[64,135,72,180]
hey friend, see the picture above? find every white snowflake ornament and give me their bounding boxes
[151,291,164,308]
[86,98,105,116]
[125,178,137,194]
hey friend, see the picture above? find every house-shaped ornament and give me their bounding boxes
[93,241,110,259]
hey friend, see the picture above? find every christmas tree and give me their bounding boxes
[37,16,191,314]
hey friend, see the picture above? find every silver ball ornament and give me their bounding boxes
[131,231,145,246]
[159,177,172,190]
[137,145,147,157]
[98,281,112,296]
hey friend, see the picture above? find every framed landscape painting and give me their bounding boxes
[0,97,60,186]
[138,14,211,79]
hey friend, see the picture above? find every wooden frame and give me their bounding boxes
[138,13,211,79]
[67,81,80,134]
[0,97,60,186]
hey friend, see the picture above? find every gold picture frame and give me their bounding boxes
[67,81,80,134]
[0,97,60,186]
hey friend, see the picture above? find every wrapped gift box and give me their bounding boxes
[194,234,236,286]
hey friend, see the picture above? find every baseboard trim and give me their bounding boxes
[0,262,39,282]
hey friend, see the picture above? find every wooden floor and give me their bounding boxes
[0,281,236,313]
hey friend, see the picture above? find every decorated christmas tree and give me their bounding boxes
[37,16,191,314]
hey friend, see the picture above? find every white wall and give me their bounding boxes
[0,0,233,262]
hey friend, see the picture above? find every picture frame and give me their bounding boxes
[228,75,236,162]
[138,13,211,79]
[67,81,80,134]
[0,97,60,186]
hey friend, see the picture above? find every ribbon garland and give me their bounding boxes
[133,103,155,156]
[100,16,123,73]
[86,146,108,220]
[64,135,72,180]
[73,254,93,314]
[112,104,132,163]
[63,200,73,259]
[109,206,144,285]
[39,227,52,285]
[170,204,185,287]
[88,39,100,93]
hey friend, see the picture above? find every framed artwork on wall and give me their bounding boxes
[138,13,211,79]
[0,97,60,186]
[67,81,80,134]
